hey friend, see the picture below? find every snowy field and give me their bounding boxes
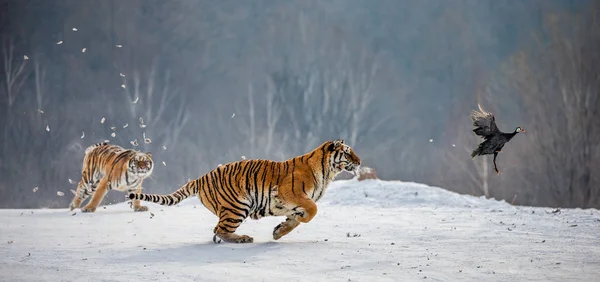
[1,179,599,282]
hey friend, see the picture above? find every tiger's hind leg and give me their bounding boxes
[212,209,253,244]
[81,178,109,213]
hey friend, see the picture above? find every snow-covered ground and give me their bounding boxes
[1,179,599,282]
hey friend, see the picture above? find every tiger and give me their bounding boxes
[69,142,154,213]
[128,139,361,243]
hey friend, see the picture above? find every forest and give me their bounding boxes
[0,0,598,209]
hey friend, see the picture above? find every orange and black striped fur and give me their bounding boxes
[129,139,361,243]
[70,142,154,213]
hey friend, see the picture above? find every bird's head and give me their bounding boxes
[515,127,526,133]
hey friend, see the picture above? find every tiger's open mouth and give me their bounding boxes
[133,166,153,177]
[346,163,359,172]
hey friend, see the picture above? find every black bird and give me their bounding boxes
[469,103,525,174]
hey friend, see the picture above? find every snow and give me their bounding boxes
[1,179,599,281]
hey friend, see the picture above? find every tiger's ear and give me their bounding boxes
[328,139,343,151]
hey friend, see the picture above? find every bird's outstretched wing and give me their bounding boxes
[469,103,499,137]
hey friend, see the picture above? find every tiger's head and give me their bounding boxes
[327,139,361,173]
[128,151,154,178]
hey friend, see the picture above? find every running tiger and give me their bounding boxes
[129,139,361,243]
[70,142,154,213]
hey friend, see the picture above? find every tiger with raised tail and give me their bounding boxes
[70,142,154,213]
[129,139,361,243]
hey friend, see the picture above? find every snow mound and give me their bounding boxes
[323,179,511,209]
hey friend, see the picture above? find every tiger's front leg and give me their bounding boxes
[128,185,148,212]
[81,178,109,213]
[273,216,300,240]
[271,176,318,240]
[70,179,90,211]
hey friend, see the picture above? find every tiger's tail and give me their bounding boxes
[128,181,197,206]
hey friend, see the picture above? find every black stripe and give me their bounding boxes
[253,161,265,213]
[320,146,327,182]
[291,159,295,194]
[258,161,270,216]
[302,181,307,196]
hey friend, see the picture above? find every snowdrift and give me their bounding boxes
[323,179,511,209]
[1,179,598,282]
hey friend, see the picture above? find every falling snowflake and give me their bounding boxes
[140,124,146,128]
[132,96,139,103]
[123,123,129,128]
[231,113,235,118]
[24,55,29,60]
[241,156,246,160]
[120,73,125,77]
[56,191,65,196]
[81,48,86,53]
[56,40,63,45]
[104,140,110,143]
[45,125,50,132]
[139,117,144,124]
[162,161,166,166]
[81,131,85,139]
[429,139,433,143]
[121,84,126,89]
[116,44,123,48]
[111,132,116,138]
[37,109,44,114]
[101,117,105,124]
[110,126,117,131]
[32,187,39,193]
[452,144,456,147]
[142,133,151,144]
[130,139,139,147]
[72,28,78,31]
[70,189,77,195]
[161,146,166,150]
[68,178,76,184]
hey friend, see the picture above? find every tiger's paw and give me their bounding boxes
[273,218,299,240]
[213,234,254,244]
[235,235,254,243]
[133,205,148,212]
[273,223,285,240]
[81,206,97,213]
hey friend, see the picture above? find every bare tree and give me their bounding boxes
[257,7,393,156]
[33,58,46,124]
[1,37,29,109]
[122,59,189,149]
